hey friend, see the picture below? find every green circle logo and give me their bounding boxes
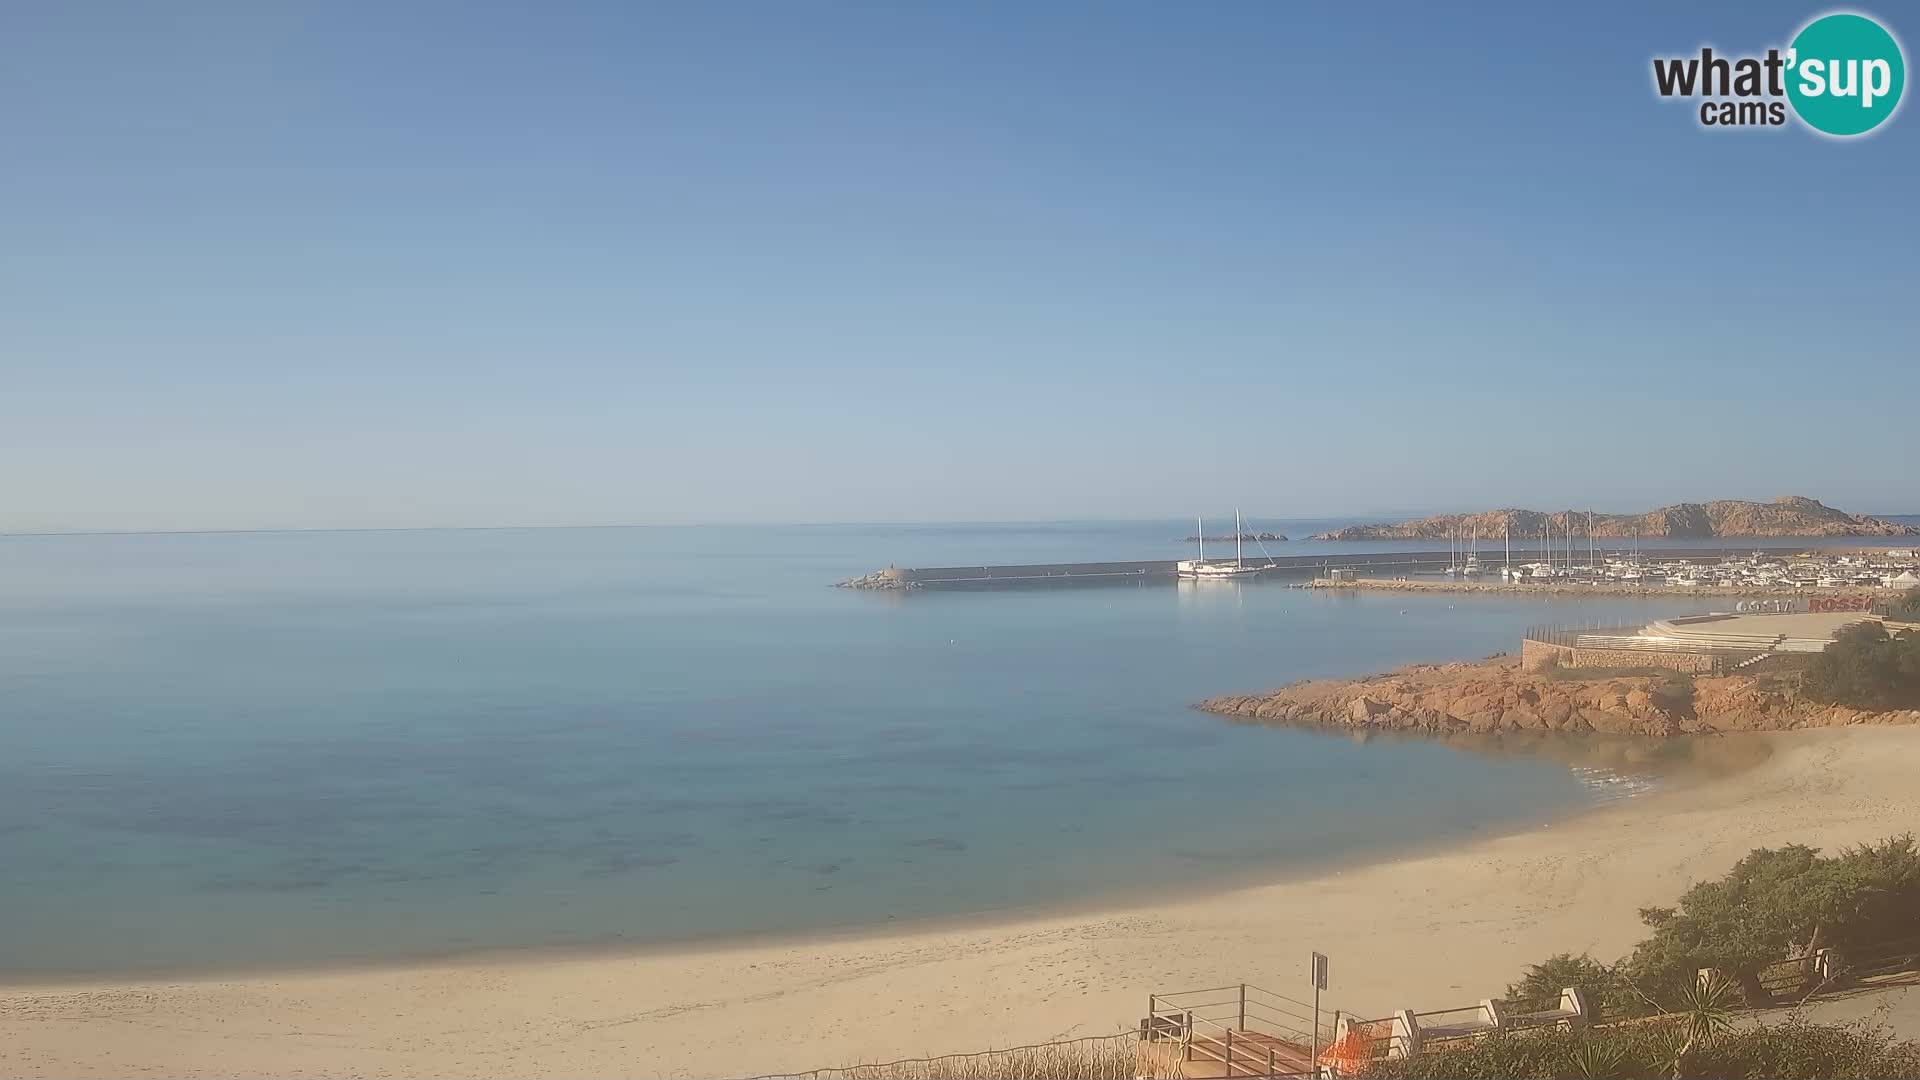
[1786,13,1906,136]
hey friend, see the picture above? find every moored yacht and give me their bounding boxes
[1178,510,1267,579]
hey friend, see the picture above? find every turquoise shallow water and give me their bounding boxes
[0,521,1900,977]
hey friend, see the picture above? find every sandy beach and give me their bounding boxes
[5,727,1918,1079]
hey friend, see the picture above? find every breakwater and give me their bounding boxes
[837,549,1745,590]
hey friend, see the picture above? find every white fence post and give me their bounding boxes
[1560,987,1592,1028]
[1389,1009,1422,1059]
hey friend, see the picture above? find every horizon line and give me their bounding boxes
[5,508,1917,541]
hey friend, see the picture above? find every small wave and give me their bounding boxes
[1569,766,1658,802]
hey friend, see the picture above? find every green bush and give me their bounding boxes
[1801,621,1920,710]
[1505,954,1640,1019]
[1693,1018,1920,1080]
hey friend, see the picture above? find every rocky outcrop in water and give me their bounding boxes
[836,570,915,590]
[1310,497,1916,541]
[1182,532,1288,543]
[1197,656,1920,737]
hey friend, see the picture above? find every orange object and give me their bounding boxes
[1318,1026,1376,1076]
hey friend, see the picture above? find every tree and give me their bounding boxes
[1622,837,1920,1006]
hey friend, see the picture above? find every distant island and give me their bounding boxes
[1182,531,1287,543]
[1311,496,1917,541]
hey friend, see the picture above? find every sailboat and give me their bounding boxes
[1462,526,1484,576]
[1179,509,1266,579]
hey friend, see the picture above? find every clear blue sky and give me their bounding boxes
[3,2,1914,531]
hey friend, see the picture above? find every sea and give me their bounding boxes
[1,518,1913,977]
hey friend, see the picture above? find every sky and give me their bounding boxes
[3,1,1915,532]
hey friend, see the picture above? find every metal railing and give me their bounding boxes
[1143,983,1336,1078]
[1525,624,1668,649]
[1753,935,1920,1003]
[1523,624,1776,672]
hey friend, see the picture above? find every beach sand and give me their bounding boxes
[4,728,1918,1079]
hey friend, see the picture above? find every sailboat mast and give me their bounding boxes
[1235,508,1243,568]
[1197,516,1204,563]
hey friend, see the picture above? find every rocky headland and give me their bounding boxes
[1197,655,1920,738]
[1311,496,1916,541]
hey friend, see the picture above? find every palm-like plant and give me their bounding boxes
[1666,974,1738,1079]
[1565,1038,1628,1080]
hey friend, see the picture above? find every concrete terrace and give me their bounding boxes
[1642,611,1884,653]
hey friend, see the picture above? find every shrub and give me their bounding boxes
[1360,1025,1682,1080]
[1801,621,1920,710]
[1505,953,1640,1019]
[788,1035,1141,1080]
[1686,1017,1920,1080]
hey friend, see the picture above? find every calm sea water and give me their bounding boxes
[0,519,1910,977]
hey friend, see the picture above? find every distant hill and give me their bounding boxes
[1311,496,1919,541]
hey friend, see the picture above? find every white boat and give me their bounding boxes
[1184,561,1264,579]
[1179,510,1266,579]
[1461,528,1484,576]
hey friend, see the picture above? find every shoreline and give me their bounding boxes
[8,729,1916,1079]
[1313,576,1902,600]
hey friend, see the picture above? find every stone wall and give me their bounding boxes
[1521,638,1719,674]
[1568,646,1720,674]
[1520,638,1574,673]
